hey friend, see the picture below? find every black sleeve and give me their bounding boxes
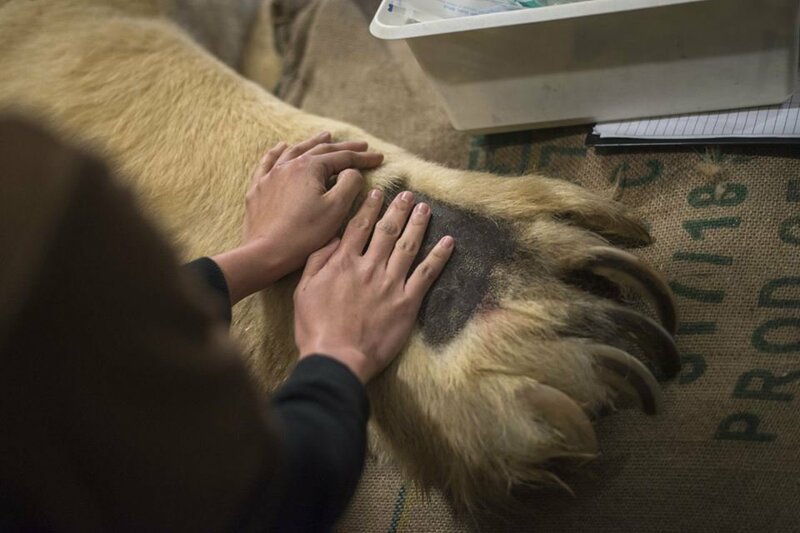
[267,355,370,532]
[182,258,369,530]
[183,257,232,323]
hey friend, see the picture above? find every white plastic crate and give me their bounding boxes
[370,0,800,132]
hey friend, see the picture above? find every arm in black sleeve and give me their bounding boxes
[268,355,370,532]
[183,257,232,323]
[183,261,369,530]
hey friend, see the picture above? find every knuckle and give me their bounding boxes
[393,196,413,211]
[309,247,327,260]
[418,262,434,279]
[359,262,377,280]
[246,181,263,198]
[341,168,362,180]
[396,238,419,255]
[376,220,400,236]
[348,216,371,231]
[307,145,327,157]
[308,160,325,174]
[341,151,359,163]
[379,278,396,295]
[328,255,345,272]
[397,299,415,314]
[286,158,306,170]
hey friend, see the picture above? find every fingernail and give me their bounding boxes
[369,188,382,199]
[441,236,454,248]
[318,131,331,138]
[399,191,413,203]
[415,203,429,215]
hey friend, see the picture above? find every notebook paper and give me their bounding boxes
[589,73,800,145]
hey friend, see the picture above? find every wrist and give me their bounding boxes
[211,239,285,305]
[299,347,371,384]
[244,232,299,282]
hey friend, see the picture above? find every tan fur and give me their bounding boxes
[0,0,664,510]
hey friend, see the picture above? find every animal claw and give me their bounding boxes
[522,383,599,457]
[606,306,681,378]
[576,246,677,335]
[591,344,664,415]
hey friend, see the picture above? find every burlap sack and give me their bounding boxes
[276,1,800,530]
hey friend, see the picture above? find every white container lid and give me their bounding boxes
[370,0,712,40]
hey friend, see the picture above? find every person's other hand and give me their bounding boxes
[213,132,383,304]
[293,190,454,383]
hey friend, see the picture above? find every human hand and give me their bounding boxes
[213,132,383,304]
[293,190,454,383]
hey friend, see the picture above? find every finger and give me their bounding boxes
[251,141,287,186]
[300,237,341,282]
[326,168,364,211]
[304,140,369,158]
[386,202,431,279]
[364,191,414,264]
[405,236,454,300]
[277,131,332,164]
[312,149,384,176]
[340,188,383,254]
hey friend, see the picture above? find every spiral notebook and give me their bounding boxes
[587,73,800,147]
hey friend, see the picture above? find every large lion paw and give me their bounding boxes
[365,168,679,510]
